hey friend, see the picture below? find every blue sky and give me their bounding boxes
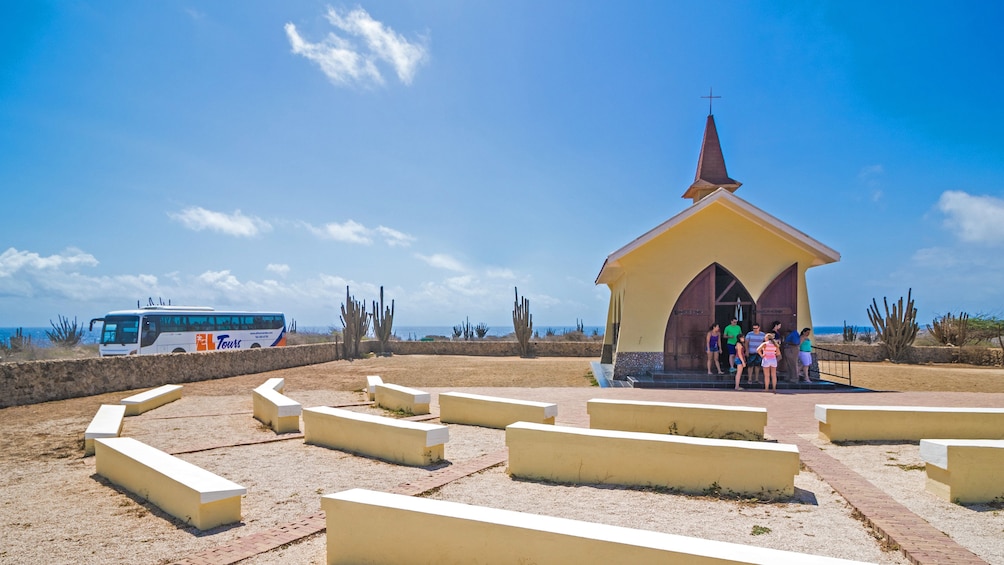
[3,1,1004,329]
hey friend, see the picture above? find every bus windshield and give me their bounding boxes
[101,315,140,345]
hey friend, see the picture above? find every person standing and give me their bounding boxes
[798,327,813,383]
[757,333,780,393]
[706,323,724,375]
[744,323,765,385]
[783,326,801,383]
[723,317,742,373]
[734,334,747,390]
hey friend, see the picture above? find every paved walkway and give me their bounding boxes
[171,387,996,564]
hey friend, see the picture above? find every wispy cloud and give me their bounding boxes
[168,207,272,237]
[376,226,415,247]
[415,253,465,272]
[303,220,414,246]
[285,7,429,88]
[937,190,1004,245]
[266,263,290,277]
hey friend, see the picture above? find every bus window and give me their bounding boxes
[101,315,139,345]
[187,316,214,331]
[141,317,160,347]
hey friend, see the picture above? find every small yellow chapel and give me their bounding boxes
[596,111,839,379]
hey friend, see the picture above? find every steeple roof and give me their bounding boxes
[682,114,741,203]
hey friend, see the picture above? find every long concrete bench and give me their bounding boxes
[588,398,766,440]
[252,377,302,433]
[439,392,557,429]
[303,406,448,466]
[321,488,868,565]
[120,384,183,416]
[507,422,799,496]
[815,404,1004,442]
[374,383,430,415]
[84,404,127,456]
[920,439,1004,504]
[365,375,383,401]
[94,437,246,530]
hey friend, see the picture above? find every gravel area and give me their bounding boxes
[3,356,1003,564]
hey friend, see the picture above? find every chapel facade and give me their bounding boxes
[596,111,839,379]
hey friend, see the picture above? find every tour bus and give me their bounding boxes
[90,306,286,356]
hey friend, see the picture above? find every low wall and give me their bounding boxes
[0,343,338,409]
[819,344,1003,365]
[0,340,601,409]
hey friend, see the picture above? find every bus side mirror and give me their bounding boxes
[89,318,103,332]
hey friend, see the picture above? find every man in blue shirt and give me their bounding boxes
[782,327,801,383]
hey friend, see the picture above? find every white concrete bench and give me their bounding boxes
[120,384,182,416]
[920,439,1004,503]
[507,422,800,496]
[439,392,557,429]
[588,398,766,440]
[253,378,302,434]
[374,383,430,415]
[321,488,868,564]
[365,375,383,401]
[815,404,1004,442]
[303,406,448,466]
[84,404,127,456]
[94,437,246,530]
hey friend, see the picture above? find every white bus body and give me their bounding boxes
[90,306,287,356]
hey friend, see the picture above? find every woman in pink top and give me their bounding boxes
[757,333,780,393]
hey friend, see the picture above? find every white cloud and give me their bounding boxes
[0,247,98,276]
[937,190,1004,245]
[376,225,415,247]
[415,253,465,272]
[285,7,428,88]
[266,263,290,277]
[303,220,414,247]
[304,219,373,244]
[168,207,271,237]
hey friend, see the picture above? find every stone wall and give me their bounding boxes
[0,340,602,408]
[816,344,1003,365]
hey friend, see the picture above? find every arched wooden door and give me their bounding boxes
[663,265,714,371]
[664,263,757,372]
[756,263,798,331]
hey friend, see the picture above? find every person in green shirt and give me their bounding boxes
[798,327,813,383]
[723,317,742,373]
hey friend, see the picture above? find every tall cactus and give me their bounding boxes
[513,287,533,358]
[340,286,370,360]
[371,286,395,356]
[867,288,918,362]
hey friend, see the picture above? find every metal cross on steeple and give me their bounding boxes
[701,87,721,115]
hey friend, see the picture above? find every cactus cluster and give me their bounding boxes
[513,287,533,358]
[867,288,918,362]
[46,315,85,347]
[842,320,857,343]
[340,286,370,360]
[1,327,32,353]
[371,286,395,355]
[927,312,970,346]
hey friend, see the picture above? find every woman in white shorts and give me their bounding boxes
[757,333,780,393]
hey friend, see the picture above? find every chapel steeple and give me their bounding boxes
[682,94,741,204]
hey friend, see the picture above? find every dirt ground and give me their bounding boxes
[3,355,1003,564]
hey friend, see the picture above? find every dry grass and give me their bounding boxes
[850,361,1004,393]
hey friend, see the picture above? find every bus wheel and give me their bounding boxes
[172,348,186,353]
[250,343,261,349]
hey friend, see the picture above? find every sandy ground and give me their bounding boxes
[2,355,1003,564]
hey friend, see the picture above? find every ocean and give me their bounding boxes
[2,324,857,348]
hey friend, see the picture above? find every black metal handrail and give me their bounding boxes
[811,345,857,386]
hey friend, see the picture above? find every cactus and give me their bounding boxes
[513,287,533,358]
[842,320,857,343]
[287,319,297,334]
[576,318,585,333]
[339,286,370,360]
[927,312,970,347]
[453,317,473,341]
[9,327,32,352]
[867,288,918,362]
[474,322,490,339]
[371,286,395,355]
[45,315,85,347]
